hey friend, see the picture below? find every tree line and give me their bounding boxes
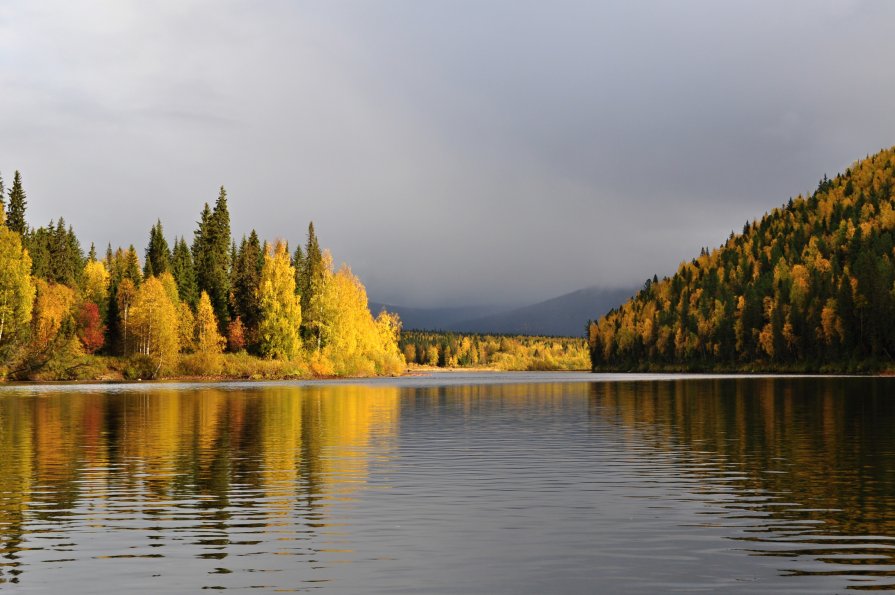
[588,147,895,372]
[0,176,403,380]
[401,331,589,371]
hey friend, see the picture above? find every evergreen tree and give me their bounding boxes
[170,236,198,308]
[6,170,27,235]
[232,230,263,348]
[300,222,325,344]
[0,172,5,226]
[144,219,171,277]
[193,187,232,331]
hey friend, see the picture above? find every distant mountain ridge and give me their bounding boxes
[372,286,634,337]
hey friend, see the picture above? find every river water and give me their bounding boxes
[1,373,894,593]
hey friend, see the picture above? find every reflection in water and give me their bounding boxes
[0,376,894,592]
[590,378,895,591]
[0,385,400,590]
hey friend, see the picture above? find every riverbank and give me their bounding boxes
[4,352,593,383]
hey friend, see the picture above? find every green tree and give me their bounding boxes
[5,171,27,235]
[170,236,198,307]
[231,230,263,347]
[193,187,231,331]
[144,219,171,277]
[300,222,325,346]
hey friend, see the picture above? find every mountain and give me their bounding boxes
[588,146,895,372]
[373,286,633,337]
[367,302,507,332]
[452,286,634,336]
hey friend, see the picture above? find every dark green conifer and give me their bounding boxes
[144,220,171,277]
[171,236,198,307]
[6,170,27,234]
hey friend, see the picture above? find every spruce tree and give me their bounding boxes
[171,236,198,308]
[192,187,232,331]
[300,221,325,342]
[0,172,5,226]
[144,220,171,277]
[232,230,263,348]
[6,171,27,235]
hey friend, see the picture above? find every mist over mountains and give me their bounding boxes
[371,286,633,337]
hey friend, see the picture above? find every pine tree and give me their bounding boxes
[144,220,171,277]
[6,171,27,235]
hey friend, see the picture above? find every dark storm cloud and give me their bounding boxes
[0,0,893,306]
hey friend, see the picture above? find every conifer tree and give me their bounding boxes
[0,172,5,225]
[144,220,171,277]
[300,222,325,344]
[193,187,232,331]
[6,171,27,235]
[232,230,263,347]
[170,237,198,308]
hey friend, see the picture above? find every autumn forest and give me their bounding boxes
[0,178,405,380]
[588,147,895,373]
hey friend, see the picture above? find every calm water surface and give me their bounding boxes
[1,373,894,593]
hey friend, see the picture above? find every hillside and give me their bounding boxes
[367,303,505,332]
[453,286,633,336]
[588,147,895,372]
[373,286,633,337]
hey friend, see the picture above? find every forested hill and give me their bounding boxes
[588,146,895,372]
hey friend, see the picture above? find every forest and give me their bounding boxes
[0,176,404,380]
[401,331,589,371]
[588,146,895,373]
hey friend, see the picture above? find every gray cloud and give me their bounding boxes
[0,0,893,307]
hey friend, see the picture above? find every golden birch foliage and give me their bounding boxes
[82,260,110,309]
[177,302,195,352]
[0,225,35,347]
[195,291,224,355]
[317,264,403,375]
[258,241,302,360]
[32,279,76,350]
[129,276,180,375]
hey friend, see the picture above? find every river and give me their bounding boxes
[1,373,893,593]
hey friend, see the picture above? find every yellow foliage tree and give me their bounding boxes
[82,260,110,312]
[32,279,76,351]
[129,276,180,376]
[0,225,35,350]
[318,264,404,375]
[195,291,224,354]
[258,241,302,360]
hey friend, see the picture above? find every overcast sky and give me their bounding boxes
[1,1,894,307]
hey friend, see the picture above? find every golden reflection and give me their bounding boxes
[588,378,895,537]
[0,383,400,577]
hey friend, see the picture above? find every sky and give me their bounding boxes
[1,0,894,308]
